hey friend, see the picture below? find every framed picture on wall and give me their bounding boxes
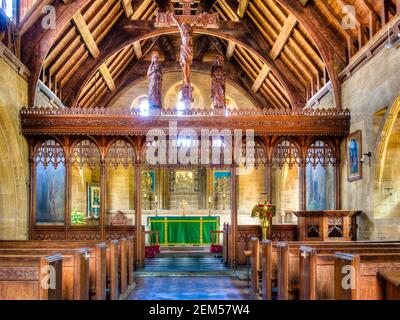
[87,183,101,219]
[347,130,362,182]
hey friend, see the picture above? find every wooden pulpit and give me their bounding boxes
[293,210,361,241]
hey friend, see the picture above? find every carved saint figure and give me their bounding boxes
[211,55,227,109]
[147,51,163,109]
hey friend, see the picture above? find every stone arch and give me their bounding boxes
[374,96,400,187]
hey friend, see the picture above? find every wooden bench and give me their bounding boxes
[0,254,63,300]
[299,246,400,300]
[0,240,108,300]
[334,252,400,300]
[269,241,400,300]
[0,248,90,300]
[249,237,260,294]
[378,271,400,300]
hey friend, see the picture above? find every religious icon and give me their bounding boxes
[211,55,227,110]
[347,130,362,182]
[147,51,163,110]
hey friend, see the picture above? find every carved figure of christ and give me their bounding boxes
[155,1,219,105]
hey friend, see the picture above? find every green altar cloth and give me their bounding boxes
[148,216,220,245]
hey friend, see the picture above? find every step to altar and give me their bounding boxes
[135,257,233,277]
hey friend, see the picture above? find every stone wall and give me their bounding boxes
[318,44,400,240]
[0,49,29,239]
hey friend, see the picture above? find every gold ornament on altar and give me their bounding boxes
[251,196,276,241]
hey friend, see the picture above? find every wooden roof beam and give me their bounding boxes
[158,35,176,61]
[62,18,305,109]
[275,0,347,108]
[196,0,218,14]
[225,40,236,60]
[222,0,306,109]
[133,41,143,59]
[360,0,380,39]
[252,65,270,93]
[154,0,174,12]
[237,0,249,18]
[22,0,92,107]
[193,35,210,61]
[72,12,100,58]
[270,14,297,60]
[99,64,116,92]
[121,0,134,18]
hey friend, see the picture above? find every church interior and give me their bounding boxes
[1,0,400,302]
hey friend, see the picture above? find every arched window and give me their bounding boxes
[35,140,66,224]
[131,96,149,116]
[306,140,336,210]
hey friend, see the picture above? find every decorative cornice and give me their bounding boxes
[20,107,351,137]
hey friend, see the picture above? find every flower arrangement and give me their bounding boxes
[251,200,276,240]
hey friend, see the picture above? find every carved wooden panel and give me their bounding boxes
[236,225,261,265]
[270,224,297,241]
[0,267,39,281]
[67,231,101,240]
[31,230,66,240]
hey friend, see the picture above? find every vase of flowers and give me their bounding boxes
[251,199,276,240]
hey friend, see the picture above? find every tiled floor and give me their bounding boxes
[127,277,257,300]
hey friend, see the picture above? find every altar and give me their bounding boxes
[148,216,220,245]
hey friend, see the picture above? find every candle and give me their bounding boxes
[208,196,212,203]
[154,196,158,202]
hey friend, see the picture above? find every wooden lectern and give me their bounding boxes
[293,210,361,241]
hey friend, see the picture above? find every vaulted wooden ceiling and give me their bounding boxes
[20,0,400,110]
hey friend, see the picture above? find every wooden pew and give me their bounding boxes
[250,237,260,294]
[119,238,128,299]
[378,271,400,300]
[274,241,400,300]
[0,241,108,300]
[299,246,400,300]
[334,252,400,300]
[261,240,273,300]
[127,236,135,290]
[0,254,63,300]
[0,248,90,300]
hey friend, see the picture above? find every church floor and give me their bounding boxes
[127,277,257,300]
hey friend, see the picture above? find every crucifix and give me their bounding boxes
[155,0,219,110]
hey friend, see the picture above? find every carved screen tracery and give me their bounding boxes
[105,140,136,168]
[70,140,101,169]
[306,140,335,211]
[35,140,66,224]
[35,140,65,169]
[306,140,336,168]
[272,140,300,168]
[241,141,267,168]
